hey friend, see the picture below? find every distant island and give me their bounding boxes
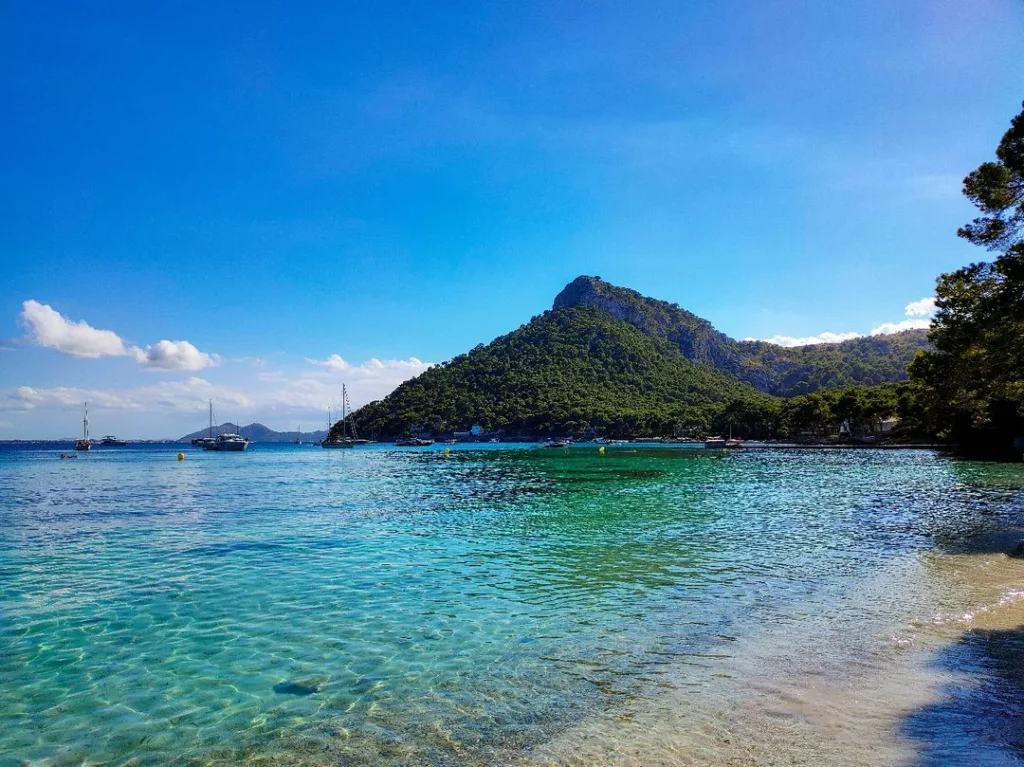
[333,276,929,443]
[177,423,328,443]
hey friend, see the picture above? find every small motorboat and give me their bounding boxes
[396,437,434,447]
[97,435,129,447]
[705,436,743,449]
[321,437,355,449]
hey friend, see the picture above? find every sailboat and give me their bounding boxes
[322,384,363,448]
[75,402,91,451]
[200,399,249,452]
[191,400,217,447]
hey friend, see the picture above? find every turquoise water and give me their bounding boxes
[1,444,1023,766]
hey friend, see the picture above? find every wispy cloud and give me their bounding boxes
[4,377,249,412]
[305,353,431,378]
[752,297,936,347]
[750,331,862,347]
[2,353,434,424]
[303,354,434,406]
[19,300,219,371]
[868,318,931,335]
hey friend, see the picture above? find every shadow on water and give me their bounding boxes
[901,623,1024,766]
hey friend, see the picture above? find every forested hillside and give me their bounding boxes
[349,306,772,439]
[554,275,929,394]
[343,276,929,440]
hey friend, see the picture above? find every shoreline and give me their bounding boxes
[518,527,1024,766]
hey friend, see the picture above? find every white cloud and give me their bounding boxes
[19,300,217,371]
[2,353,433,428]
[752,331,862,348]
[904,297,937,318]
[134,340,219,371]
[305,354,432,381]
[20,300,135,358]
[869,318,932,335]
[306,353,349,372]
[752,295,936,347]
[3,378,251,413]
[301,354,434,408]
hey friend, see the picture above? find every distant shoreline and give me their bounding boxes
[0,439,946,450]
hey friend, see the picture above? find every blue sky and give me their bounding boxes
[2,1,1023,438]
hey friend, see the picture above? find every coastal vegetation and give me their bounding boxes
[342,295,928,441]
[908,101,1024,457]
[349,305,773,439]
[551,274,929,395]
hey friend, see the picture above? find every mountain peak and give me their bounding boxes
[552,275,670,332]
[552,275,631,311]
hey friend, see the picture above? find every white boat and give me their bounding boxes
[200,400,249,452]
[75,402,91,451]
[705,427,743,449]
[204,432,249,452]
[97,435,128,447]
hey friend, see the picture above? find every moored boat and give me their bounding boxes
[705,436,744,449]
[198,400,249,452]
[75,403,91,451]
[396,437,434,447]
[97,435,128,447]
[322,438,355,448]
[203,432,249,452]
[322,385,361,448]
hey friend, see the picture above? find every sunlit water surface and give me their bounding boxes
[2,444,1023,766]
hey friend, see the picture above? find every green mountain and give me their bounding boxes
[351,305,772,438]
[346,277,929,439]
[553,276,929,395]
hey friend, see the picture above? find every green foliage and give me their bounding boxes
[910,102,1024,455]
[697,382,929,441]
[554,276,928,395]
[958,101,1024,251]
[741,332,930,395]
[353,306,773,439]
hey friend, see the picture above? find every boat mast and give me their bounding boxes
[209,399,213,439]
[341,385,347,439]
[83,402,89,441]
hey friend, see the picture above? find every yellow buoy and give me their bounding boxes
[598,446,605,454]
[443,447,451,455]
[177,452,185,461]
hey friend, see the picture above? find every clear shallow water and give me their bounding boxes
[1,443,1023,766]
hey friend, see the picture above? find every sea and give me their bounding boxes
[1,442,1023,766]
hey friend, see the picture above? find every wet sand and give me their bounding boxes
[523,533,1024,766]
